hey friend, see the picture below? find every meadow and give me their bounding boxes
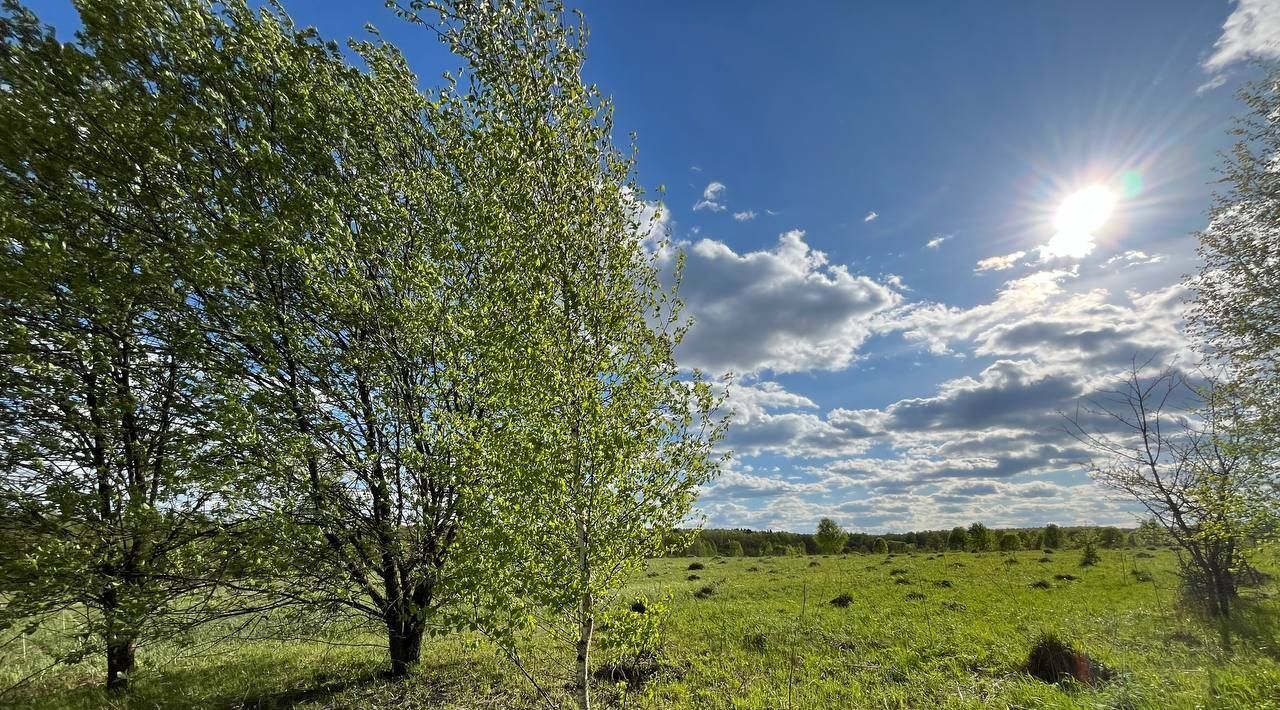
[4,546,1278,709]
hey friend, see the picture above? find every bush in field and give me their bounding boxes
[873,538,889,554]
[999,533,1022,551]
[688,562,705,571]
[829,593,854,608]
[967,522,993,551]
[1080,541,1101,567]
[1042,524,1063,549]
[596,592,672,686]
[815,518,848,555]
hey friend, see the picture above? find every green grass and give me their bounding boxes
[4,547,1279,709]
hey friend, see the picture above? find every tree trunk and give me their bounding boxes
[575,588,594,710]
[386,612,425,677]
[105,635,136,691]
[1213,567,1236,617]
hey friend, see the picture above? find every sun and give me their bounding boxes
[1042,185,1116,259]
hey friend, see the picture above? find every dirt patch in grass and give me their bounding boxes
[830,592,854,608]
[1025,634,1113,687]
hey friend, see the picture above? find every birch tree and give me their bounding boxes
[394,3,727,706]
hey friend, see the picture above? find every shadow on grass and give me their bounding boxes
[232,671,387,709]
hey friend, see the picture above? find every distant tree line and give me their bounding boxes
[667,520,1157,557]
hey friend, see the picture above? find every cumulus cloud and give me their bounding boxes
[733,210,757,221]
[864,211,879,222]
[694,181,727,212]
[688,265,1192,531]
[1201,0,1280,92]
[719,381,877,458]
[1102,250,1167,269]
[661,229,901,374]
[974,250,1026,273]
[926,234,951,249]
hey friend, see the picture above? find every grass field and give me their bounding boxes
[4,546,1278,709]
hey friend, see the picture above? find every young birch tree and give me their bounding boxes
[1190,65,1280,454]
[394,2,727,706]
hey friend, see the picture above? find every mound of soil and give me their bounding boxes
[593,654,661,686]
[1026,635,1113,687]
[830,592,854,608]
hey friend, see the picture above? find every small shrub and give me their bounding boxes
[1029,579,1053,589]
[687,562,705,571]
[746,566,759,572]
[742,631,768,652]
[1038,556,1051,563]
[1131,569,1153,583]
[830,592,854,608]
[1003,557,1019,566]
[1054,573,1079,581]
[693,585,716,599]
[686,574,700,581]
[894,577,911,585]
[905,591,926,601]
[595,592,672,688]
[1043,549,1055,555]
[1079,541,1101,567]
[934,579,953,588]
[808,561,820,567]
[889,567,908,576]
[942,600,967,612]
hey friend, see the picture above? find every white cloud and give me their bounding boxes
[1201,0,1280,92]
[693,181,727,212]
[766,209,780,216]
[733,210,757,222]
[864,211,878,222]
[694,268,1193,531]
[690,165,703,172]
[1102,250,1167,269]
[719,381,876,458]
[661,230,901,375]
[974,250,1027,272]
[926,234,951,249]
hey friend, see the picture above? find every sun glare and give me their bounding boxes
[1043,185,1116,259]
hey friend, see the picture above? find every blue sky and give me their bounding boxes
[28,0,1280,532]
